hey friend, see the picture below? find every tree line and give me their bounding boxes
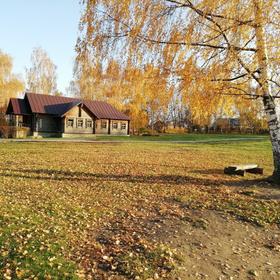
[69,0,276,134]
[1,45,266,133]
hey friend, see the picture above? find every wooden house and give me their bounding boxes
[6,92,130,137]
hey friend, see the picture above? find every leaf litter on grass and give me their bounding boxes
[0,141,279,279]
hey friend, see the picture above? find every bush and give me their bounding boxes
[138,128,159,136]
[142,132,159,136]
[12,127,30,138]
[0,126,10,138]
[0,113,10,138]
[0,126,30,139]
[165,127,186,134]
[138,127,148,135]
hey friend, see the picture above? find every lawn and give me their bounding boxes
[70,133,268,142]
[0,139,279,279]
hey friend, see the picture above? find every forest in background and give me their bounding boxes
[0,47,268,134]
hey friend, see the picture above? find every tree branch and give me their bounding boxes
[212,73,249,82]
[137,35,257,52]
[165,0,254,25]
[212,69,260,82]
[268,78,280,88]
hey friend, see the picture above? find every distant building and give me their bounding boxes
[6,92,130,137]
[212,117,240,131]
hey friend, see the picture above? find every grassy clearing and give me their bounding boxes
[23,133,269,142]
[88,133,267,142]
[0,139,278,279]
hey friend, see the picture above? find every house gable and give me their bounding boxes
[63,104,93,119]
[63,104,95,135]
[6,98,31,115]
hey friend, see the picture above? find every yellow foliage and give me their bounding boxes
[76,0,280,132]
[0,50,24,110]
[74,59,173,132]
[26,47,58,95]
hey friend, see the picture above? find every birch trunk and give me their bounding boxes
[254,0,280,182]
[263,95,280,181]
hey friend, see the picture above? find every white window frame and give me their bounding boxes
[112,122,118,129]
[121,123,126,130]
[77,118,84,128]
[86,119,92,128]
[67,118,74,128]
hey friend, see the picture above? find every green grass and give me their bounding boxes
[95,133,268,142]
[0,139,278,279]
[24,133,269,142]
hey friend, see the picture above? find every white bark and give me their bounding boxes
[254,0,280,181]
[263,96,280,179]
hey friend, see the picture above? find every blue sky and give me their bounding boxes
[0,0,81,93]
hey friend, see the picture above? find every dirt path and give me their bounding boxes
[79,204,280,280]
[162,210,280,280]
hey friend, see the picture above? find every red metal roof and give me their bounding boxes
[83,100,130,120]
[26,93,80,116]
[6,98,31,115]
[9,92,130,120]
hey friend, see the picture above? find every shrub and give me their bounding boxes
[138,128,159,136]
[165,127,186,134]
[11,127,30,138]
[0,126,10,138]
[142,132,159,136]
[0,126,30,139]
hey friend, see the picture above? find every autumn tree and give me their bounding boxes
[235,96,267,133]
[26,47,58,95]
[0,50,24,113]
[73,55,173,132]
[76,0,280,182]
[125,64,173,132]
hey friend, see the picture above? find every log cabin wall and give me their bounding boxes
[110,120,129,135]
[63,105,94,134]
[95,119,109,134]
[95,119,129,135]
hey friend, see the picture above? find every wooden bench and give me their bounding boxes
[224,164,263,176]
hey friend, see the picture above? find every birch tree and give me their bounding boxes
[0,50,24,111]
[76,0,280,182]
[26,47,58,95]
[74,58,173,131]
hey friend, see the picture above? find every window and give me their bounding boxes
[101,120,107,129]
[112,122,118,129]
[86,119,92,128]
[77,119,83,128]
[67,118,74,128]
[38,119,43,128]
[78,106,82,117]
[121,123,127,130]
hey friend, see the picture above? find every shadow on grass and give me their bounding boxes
[0,168,215,186]
[0,167,277,189]
[192,169,224,175]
